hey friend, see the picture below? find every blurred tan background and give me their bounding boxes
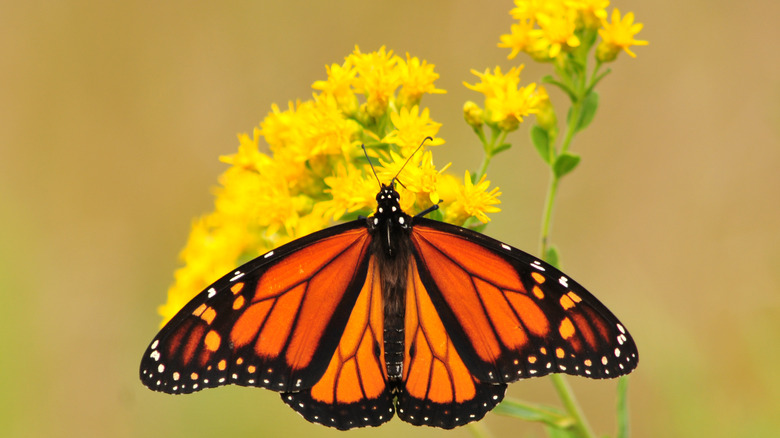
[2,1,778,437]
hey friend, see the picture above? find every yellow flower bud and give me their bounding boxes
[534,86,557,134]
[463,101,484,129]
[596,41,620,62]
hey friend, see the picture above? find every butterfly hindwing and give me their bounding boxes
[409,218,638,384]
[282,257,394,430]
[139,221,374,395]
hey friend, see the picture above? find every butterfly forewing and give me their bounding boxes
[410,219,638,383]
[140,222,373,395]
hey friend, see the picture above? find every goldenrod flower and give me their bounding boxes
[219,127,269,172]
[528,8,580,59]
[464,66,540,132]
[499,21,536,60]
[382,106,445,156]
[312,61,359,115]
[348,46,402,118]
[444,171,502,225]
[510,0,554,21]
[464,66,523,100]
[597,8,648,60]
[397,53,446,108]
[322,162,377,220]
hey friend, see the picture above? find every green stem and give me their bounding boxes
[538,89,595,438]
[538,172,558,258]
[474,129,508,182]
[550,374,596,438]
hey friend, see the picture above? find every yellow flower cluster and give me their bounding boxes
[464,66,547,132]
[158,46,501,325]
[498,0,646,61]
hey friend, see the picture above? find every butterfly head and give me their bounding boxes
[373,182,405,222]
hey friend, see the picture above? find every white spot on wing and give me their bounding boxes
[151,340,159,349]
[150,350,160,361]
[531,261,546,271]
[264,251,274,259]
[559,276,569,287]
[207,287,217,298]
[230,271,245,282]
[501,243,511,250]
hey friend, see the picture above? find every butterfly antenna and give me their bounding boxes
[391,136,433,184]
[362,144,383,189]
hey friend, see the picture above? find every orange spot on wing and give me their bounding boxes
[531,272,546,283]
[560,294,575,310]
[218,359,227,371]
[556,348,565,358]
[567,291,582,303]
[232,295,245,310]
[231,282,244,294]
[204,330,221,352]
[192,304,207,317]
[202,307,216,325]
[559,317,575,339]
[532,285,545,299]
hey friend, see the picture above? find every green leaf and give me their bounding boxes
[543,75,577,101]
[616,376,631,438]
[493,399,572,428]
[544,425,579,438]
[531,125,552,164]
[545,245,561,269]
[553,152,581,178]
[492,142,511,155]
[574,91,599,133]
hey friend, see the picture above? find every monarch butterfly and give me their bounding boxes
[140,148,638,430]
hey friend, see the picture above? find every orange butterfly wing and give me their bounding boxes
[282,257,394,429]
[409,219,638,384]
[139,222,375,395]
[398,257,505,428]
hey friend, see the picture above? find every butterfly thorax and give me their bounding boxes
[367,183,412,381]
